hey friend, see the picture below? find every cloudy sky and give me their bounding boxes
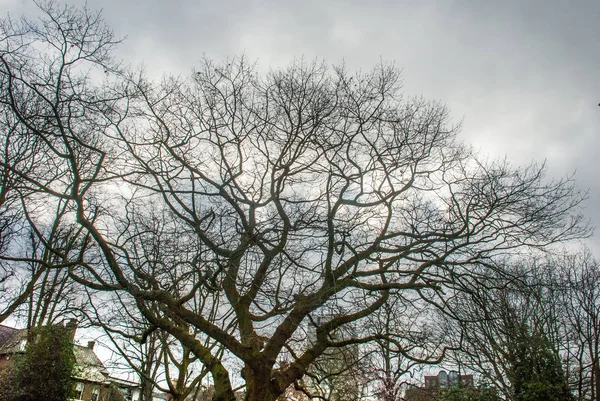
[3,0,599,252]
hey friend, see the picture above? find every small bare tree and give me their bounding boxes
[556,251,600,401]
[92,292,216,401]
[444,259,583,401]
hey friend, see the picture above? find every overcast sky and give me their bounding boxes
[3,0,599,252]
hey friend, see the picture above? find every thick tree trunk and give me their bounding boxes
[594,361,600,401]
[140,381,154,401]
[243,367,279,401]
[212,369,238,401]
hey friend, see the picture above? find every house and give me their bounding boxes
[404,370,474,401]
[424,370,473,389]
[0,320,112,400]
[71,340,112,401]
[0,324,28,370]
[0,320,165,401]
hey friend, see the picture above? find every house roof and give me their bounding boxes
[74,344,106,369]
[0,325,26,355]
[109,376,140,388]
[72,344,111,384]
[0,325,18,343]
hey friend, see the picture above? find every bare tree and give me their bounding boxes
[0,3,591,401]
[555,251,600,401]
[445,258,586,401]
[94,300,215,401]
[84,208,219,401]
[0,77,42,323]
[0,150,83,326]
[104,59,587,401]
[0,0,121,325]
[362,296,446,401]
[83,290,165,401]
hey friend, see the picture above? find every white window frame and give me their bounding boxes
[91,386,100,401]
[74,382,85,400]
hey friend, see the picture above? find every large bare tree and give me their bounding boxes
[0,3,590,401]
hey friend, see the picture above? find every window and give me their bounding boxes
[119,387,133,401]
[73,382,84,400]
[91,386,100,401]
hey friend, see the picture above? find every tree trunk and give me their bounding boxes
[244,367,279,401]
[140,381,154,401]
[592,360,600,401]
[212,368,238,401]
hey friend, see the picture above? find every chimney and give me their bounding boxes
[64,318,78,341]
[87,341,95,350]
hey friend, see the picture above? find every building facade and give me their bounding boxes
[404,370,474,401]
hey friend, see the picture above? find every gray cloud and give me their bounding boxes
[3,0,598,251]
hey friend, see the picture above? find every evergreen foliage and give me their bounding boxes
[441,385,501,401]
[509,324,574,401]
[1,325,76,401]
